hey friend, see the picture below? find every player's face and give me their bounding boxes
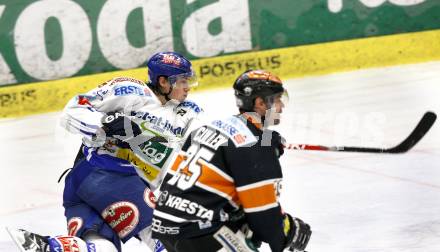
[273,93,284,114]
[169,78,191,102]
[167,73,198,102]
[262,91,287,126]
[269,93,284,125]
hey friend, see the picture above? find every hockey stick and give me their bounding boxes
[283,111,437,154]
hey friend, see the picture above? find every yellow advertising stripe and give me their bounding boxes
[194,28,440,91]
[1,29,440,118]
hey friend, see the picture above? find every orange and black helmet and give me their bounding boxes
[233,69,284,111]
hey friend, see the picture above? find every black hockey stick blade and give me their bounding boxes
[285,111,437,154]
[383,111,436,153]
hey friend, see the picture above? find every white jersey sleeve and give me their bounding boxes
[60,77,156,147]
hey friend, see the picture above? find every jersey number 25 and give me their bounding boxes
[167,145,214,190]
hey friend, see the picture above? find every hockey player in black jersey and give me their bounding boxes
[152,69,312,252]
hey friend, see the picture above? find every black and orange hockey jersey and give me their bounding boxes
[152,113,287,251]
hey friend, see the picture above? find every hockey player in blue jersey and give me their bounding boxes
[8,52,203,252]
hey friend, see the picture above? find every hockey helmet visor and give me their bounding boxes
[168,71,198,88]
[264,88,289,110]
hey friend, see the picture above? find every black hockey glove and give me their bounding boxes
[283,213,312,251]
[101,112,142,145]
[272,131,286,157]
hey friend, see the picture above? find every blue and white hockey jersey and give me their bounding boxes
[60,77,203,189]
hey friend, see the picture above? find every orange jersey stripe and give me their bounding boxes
[237,183,277,210]
[197,160,239,204]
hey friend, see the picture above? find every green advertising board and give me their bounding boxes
[0,0,439,86]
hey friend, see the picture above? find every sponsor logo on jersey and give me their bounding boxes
[152,218,180,235]
[94,89,109,100]
[114,85,150,96]
[133,111,185,137]
[67,217,83,236]
[144,188,157,208]
[101,201,139,238]
[212,119,239,137]
[212,120,247,145]
[193,126,228,150]
[101,111,125,124]
[138,140,172,167]
[99,77,145,88]
[211,117,257,147]
[53,236,80,252]
[164,194,214,221]
[114,77,145,85]
[177,101,202,113]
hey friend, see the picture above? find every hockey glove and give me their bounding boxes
[283,213,312,251]
[272,131,286,157]
[101,112,142,145]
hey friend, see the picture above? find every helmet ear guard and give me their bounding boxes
[234,87,254,111]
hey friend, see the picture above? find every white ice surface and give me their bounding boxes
[1,61,439,252]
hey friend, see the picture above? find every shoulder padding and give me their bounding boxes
[209,116,257,147]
